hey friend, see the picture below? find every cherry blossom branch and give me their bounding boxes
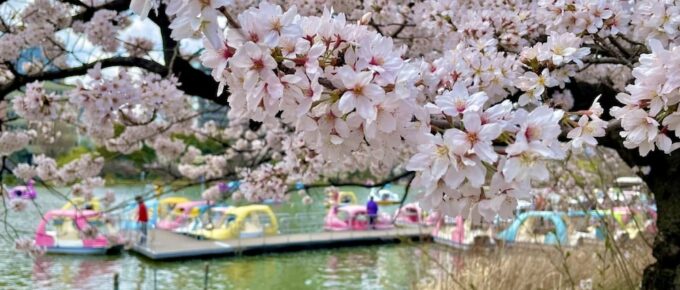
[392,173,417,223]
[607,36,632,58]
[369,19,385,36]
[391,21,409,38]
[317,78,336,90]
[294,171,415,192]
[2,158,86,221]
[582,56,631,65]
[618,35,647,51]
[118,108,157,126]
[593,35,633,67]
[218,7,242,30]
[61,0,88,8]
[0,57,165,99]
[71,0,128,22]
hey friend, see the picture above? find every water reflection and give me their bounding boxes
[32,256,118,290]
[21,242,505,290]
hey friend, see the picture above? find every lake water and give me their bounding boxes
[1,184,458,290]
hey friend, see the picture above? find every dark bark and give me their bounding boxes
[2,0,229,105]
[71,0,129,22]
[149,4,229,105]
[600,123,680,289]
[641,155,680,289]
[293,171,415,193]
[0,57,165,96]
[582,78,679,289]
[636,148,680,289]
[566,79,622,120]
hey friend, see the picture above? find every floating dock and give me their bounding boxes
[132,227,433,260]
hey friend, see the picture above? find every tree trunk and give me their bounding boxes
[641,154,680,289]
[599,122,680,289]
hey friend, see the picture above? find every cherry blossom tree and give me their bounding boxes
[2,0,680,288]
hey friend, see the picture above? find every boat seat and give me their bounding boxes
[56,239,84,247]
[57,221,81,241]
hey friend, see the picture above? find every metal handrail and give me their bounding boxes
[276,211,326,234]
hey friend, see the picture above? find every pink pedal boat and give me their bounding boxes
[433,216,495,250]
[156,200,207,231]
[394,203,440,226]
[7,179,37,200]
[35,210,123,255]
[324,205,394,231]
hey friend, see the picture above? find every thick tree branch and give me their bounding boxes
[71,0,129,22]
[149,4,228,105]
[5,2,229,105]
[391,21,409,38]
[566,80,624,120]
[62,0,88,8]
[0,56,165,98]
[583,56,633,66]
[294,171,415,193]
[392,172,417,223]
[562,80,643,168]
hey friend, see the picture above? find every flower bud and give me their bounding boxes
[359,12,372,25]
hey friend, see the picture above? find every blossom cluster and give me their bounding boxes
[178,155,228,180]
[201,184,223,201]
[409,85,568,220]
[211,4,426,168]
[72,10,130,52]
[631,1,680,45]
[12,82,60,121]
[612,39,680,156]
[65,64,192,143]
[567,96,608,150]
[0,131,33,157]
[238,163,288,202]
[4,0,673,224]
[191,2,617,220]
[413,1,536,53]
[149,136,186,161]
[536,0,629,37]
[176,118,285,181]
[515,32,590,106]
[0,0,70,69]
[12,154,106,201]
[125,1,632,220]
[124,37,155,57]
[15,238,45,258]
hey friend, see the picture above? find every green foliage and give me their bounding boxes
[2,174,20,186]
[576,159,599,173]
[56,146,92,166]
[113,123,126,138]
[58,144,158,168]
[128,145,157,166]
[96,144,157,167]
[172,133,224,155]
[10,148,33,164]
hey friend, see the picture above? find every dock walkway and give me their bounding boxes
[133,227,432,260]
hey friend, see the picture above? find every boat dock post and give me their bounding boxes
[204,262,210,290]
[113,273,119,290]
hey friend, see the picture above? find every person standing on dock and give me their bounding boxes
[135,195,148,245]
[367,196,378,229]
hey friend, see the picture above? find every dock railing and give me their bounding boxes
[276,211,326,234]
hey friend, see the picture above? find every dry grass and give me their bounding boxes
[411,236,654,290]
